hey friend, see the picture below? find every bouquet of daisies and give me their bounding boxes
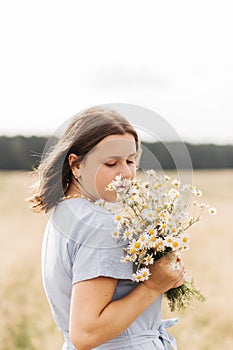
[104,170,216,311]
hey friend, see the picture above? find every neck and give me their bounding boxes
[62,177,97,202]
[65,179,81,197]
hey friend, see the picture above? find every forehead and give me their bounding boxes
[90,133,137,158]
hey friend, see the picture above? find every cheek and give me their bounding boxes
[95,168,119,196]
[83,169,96,186]
[96,167,114,186]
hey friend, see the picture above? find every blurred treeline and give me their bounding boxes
[0,135,233,170]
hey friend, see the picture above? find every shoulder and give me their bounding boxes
[50,199,120,248]
[54,198,115,229]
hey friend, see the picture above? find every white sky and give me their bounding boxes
[0,0,233,144]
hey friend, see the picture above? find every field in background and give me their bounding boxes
[0,170,232,349]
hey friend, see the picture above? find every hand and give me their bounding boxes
[143,253,186,294]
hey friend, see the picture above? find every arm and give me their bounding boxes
[69,254,185,350]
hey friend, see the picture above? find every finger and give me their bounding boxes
[173,275,186,288]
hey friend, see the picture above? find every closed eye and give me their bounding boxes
[105,160,135,167]
[105,163,117,167]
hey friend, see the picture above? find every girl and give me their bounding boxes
[29,106,185,350]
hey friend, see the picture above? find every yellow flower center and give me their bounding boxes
[149,229,154,235]
[134,242,141,249]
[162,224,167,229]
[173,241,179,247]
[136,275,142,280]
[116,215,122,221]
[130,248,136,254]
[183,237,188,243]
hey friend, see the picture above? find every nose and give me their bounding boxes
[119,162,134,179]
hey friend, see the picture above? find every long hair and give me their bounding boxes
[28,106,141,213]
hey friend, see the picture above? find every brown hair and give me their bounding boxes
[28,106,141,213]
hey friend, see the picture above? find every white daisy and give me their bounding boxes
[114,214,124,226]
[208,207,217,215]
[132,267,151,282]
[180,234,190,249]
[168,188,179,200]
[171,238,182,251]
[194,189,203,197]
[172,179,181,187]
[94,198,105,207]
[122,229,134,240]
[112,230,120,239]
[143,254,154,265]
[155,238,165,252]
[146,169,156,177]
[141,208,155,222]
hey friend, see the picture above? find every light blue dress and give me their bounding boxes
[41,198,178,350]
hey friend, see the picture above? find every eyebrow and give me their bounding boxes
[105,153,137,160]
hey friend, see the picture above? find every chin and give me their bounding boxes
[102,194,117,202]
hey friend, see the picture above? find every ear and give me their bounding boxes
[68,153,81,179]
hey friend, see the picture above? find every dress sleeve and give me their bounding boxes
[71,207,133,285]
[72,242,133,284]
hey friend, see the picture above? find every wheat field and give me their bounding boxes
[0,170,232,350]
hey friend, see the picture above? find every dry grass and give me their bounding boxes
[0,170,232,349]
[0,171,63,349]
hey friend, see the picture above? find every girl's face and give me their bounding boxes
[77,133,137,201]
